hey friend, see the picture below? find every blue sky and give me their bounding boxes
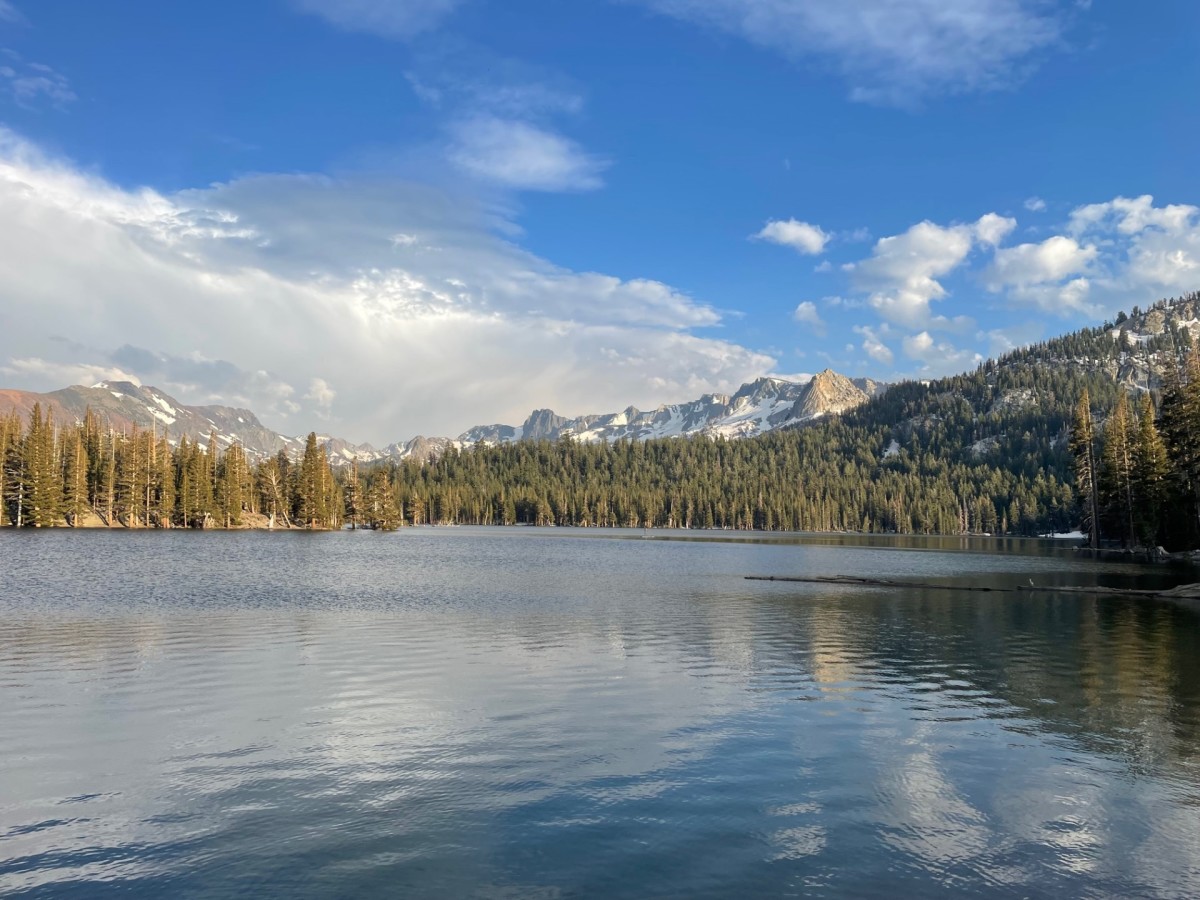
[1,0,1198,443]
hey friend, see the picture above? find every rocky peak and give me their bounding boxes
[521,408,569,441]
[795,369,869,419]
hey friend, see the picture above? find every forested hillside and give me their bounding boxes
[3,294,1199,540]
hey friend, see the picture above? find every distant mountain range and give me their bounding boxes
[0,369,886,467]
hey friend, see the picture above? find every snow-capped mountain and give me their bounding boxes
[0,369,884,466]
[457,370,881,446]
[381,370,884,461]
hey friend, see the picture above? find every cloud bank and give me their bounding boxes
[0,129,772,445]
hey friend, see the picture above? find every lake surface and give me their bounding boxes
[3,527,1200,898]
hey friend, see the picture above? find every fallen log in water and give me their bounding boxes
[744,575,1200,600]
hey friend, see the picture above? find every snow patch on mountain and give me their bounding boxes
[7,369,885,467]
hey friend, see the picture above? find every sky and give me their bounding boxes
[1,0,1199,445]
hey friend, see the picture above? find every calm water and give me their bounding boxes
[3,528,1200,898]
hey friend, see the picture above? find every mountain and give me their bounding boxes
[837,292,1200,475]
[0,380,385,464]
[0,369,881,466]
[0,381,308,456]
[444,369,880,450]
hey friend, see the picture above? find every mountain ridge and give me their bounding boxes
[0,368,884,466]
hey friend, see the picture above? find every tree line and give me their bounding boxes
[1,398,1077,536]
[6,293,1200,540]
[1071,341,1200,551]
[0,407,355,530]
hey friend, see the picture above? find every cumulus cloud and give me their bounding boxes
[1024,196,1047,212]
[901,331,983,372]
[792,300,826,335]
[985,234,1097,312]
[754,219,830,255]
[849,213,1014,329]
[0,128,773,444]
[305,378,337,416]
[289,0,463,39]
[1061,195,1200,307]
[447,115,608,192]
[629,0,1073,105]
[1069,194,1197,237]
[854,324,893,365]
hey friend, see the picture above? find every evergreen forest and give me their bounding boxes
[3,295,1200,548]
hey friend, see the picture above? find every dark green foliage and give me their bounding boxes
[5,293,1200,542]
[1069,391,1100,549]
[0,415,342,530]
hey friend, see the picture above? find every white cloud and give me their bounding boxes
[0,357,137,387]
[1024,196,1047,212]
[406,54,584,119]
[987,235,1096,293]
[1069,194,1197,237]
[1051,195,1200,310]
[854,324,893,365]
[0,128,773,444]
[850,214,1014,328]
[754,218,830,255]
[1,57,75,109]
[792,300,826,334]
[304,378,337,416]
[629,0,1072,104]
[974,212,1017,247]
[448,115,608,192]
[901,331,983,372]
[406,46,603,197]
[979,323,1043,358]
[289,0,463,38]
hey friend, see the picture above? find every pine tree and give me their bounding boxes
[1099,390,1135,546]
[296,432,328,528]
[345,459,362,529]
[1,411,24,525]
[216,441,250,527]
[1131,393,1169,547]
[22,404,63,527]
[1069,390,1100,549]
[62,426,89,526]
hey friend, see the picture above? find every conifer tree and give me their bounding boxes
[1068,390,1100,549]
[296,432,328,528]
[22,404,63,527]
[1131,393,1169,547]
[62,426,89,525]
[1099,391,1135,546]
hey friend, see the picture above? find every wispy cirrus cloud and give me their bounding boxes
[0,53,75,109]
[447,115,608,192]
[627,0,1078,105]
[289,0,465,39]
[404,46,609,193]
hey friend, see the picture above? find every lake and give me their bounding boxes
[2,527,1200,898]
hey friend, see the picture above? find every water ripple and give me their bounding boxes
[3,528,1200,897]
